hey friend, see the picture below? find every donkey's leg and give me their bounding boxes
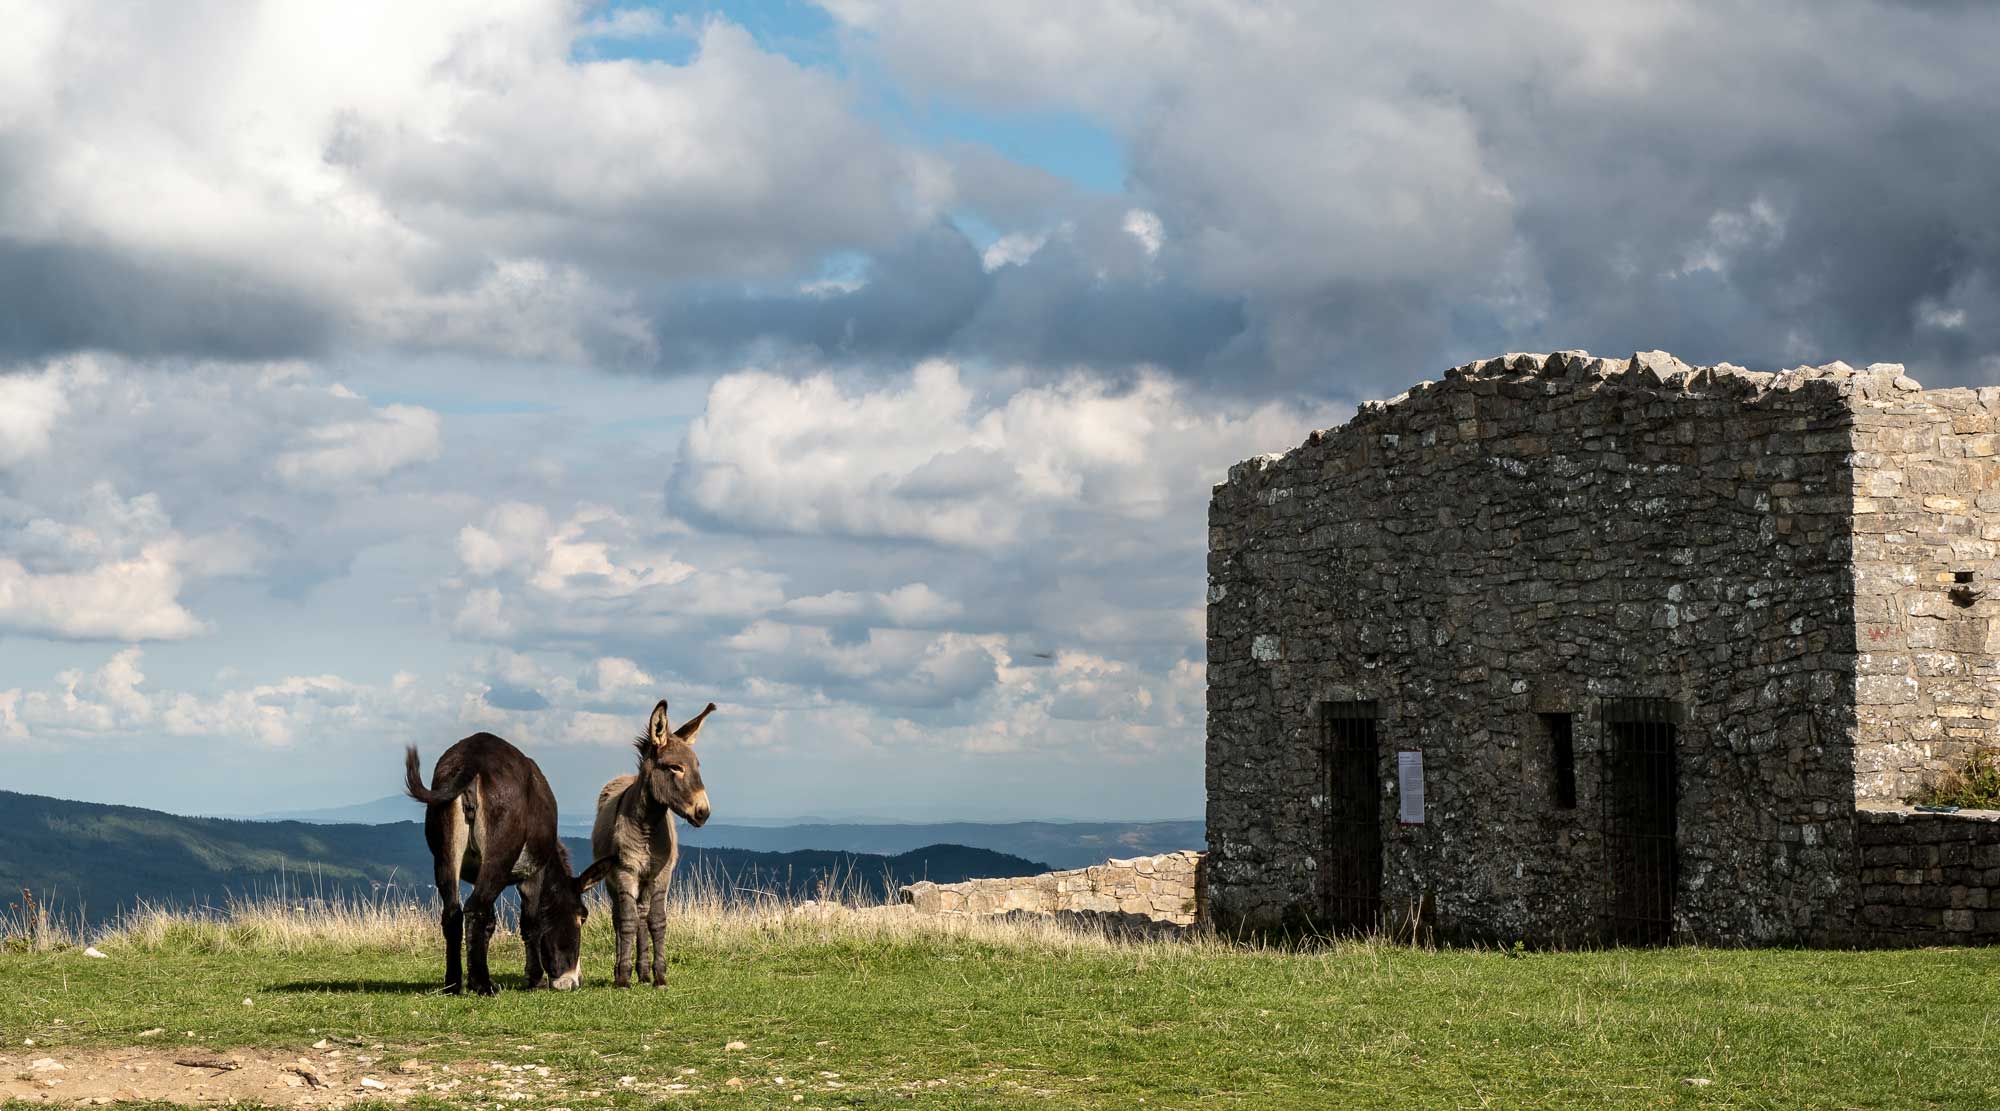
[463,899,500,995]
[519,874,545,990]
[464,864,512,996]
[438,881,465,995]
[610,868,641,989]
[432,814,468,995]
[647,880,669,988]
[632,878,653,988]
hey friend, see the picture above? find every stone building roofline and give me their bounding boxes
[1228,349,1924,485]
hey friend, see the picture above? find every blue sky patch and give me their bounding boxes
[573,1,1127,196]
[574,0,838,68]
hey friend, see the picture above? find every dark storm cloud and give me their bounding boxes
[957,235,1247,372]
[0,240,335,363]
[644,219,1247,377]
[646,223,992,366]
[483,680,551,712]
[826,0,2000,397]
[1465,43,2000,387]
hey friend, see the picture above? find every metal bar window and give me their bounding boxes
[1319,700,1382,933]
[1601,698,1678,945]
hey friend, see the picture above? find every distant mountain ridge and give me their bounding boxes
[237,796,423,825]
[249,797,1206,871]
[0,790,1047,923]
[667,819,1206,871]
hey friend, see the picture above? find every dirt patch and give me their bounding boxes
[0,1045,585,1107]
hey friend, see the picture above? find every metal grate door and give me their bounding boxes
[1601,699,1678,945]
[1321,701,1382,933]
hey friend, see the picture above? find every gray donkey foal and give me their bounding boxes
[591,699,714,988]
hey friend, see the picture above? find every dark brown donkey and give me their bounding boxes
[591,699,713,988]
[404,734,614,994]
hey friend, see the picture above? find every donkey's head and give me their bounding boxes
[530,850,614,991]
[636,698,713,827]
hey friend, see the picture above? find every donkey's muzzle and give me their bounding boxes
[550,970,581,992]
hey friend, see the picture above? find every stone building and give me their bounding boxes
[1206,350,2000,946]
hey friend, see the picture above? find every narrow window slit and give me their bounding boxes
[1542,712,1577,810]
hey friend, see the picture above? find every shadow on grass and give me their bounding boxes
[268,977,532,995]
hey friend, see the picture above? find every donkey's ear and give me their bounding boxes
[674,702,717,744]
[575,856,616,895]
[647,699,671,745]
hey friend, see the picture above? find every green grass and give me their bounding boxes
[5,905,2000,1110]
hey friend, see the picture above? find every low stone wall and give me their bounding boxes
[899,851,1203,926]
[1852,805,2000,945]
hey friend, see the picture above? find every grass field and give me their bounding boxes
[5,895,2000,1110]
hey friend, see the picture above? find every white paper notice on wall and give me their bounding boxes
[1397,749,1425,825]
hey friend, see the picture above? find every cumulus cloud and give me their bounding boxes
[0,543,203,641]
[0,362,67,467]
[161,674,362,747]
[444,500,788,646]
[592,656,656,694]
[0,352,1293,819]
[431,360,1331,754]
[0,354,450,633]
[1122,209,1163,259]
[674,359,1333,546]
[12,648,156,737]
[0,484,208,641]
[783,582,963,626]
[0,4,944,367]
[5,646,399,748]
[333,20,935,281]
[275,403,442,488]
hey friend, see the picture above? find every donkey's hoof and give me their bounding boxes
[651,976,667,988]
[613,976,632,989]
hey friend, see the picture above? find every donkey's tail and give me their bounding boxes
[404,746,474,806]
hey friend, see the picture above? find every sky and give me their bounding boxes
[3,0,1999,822]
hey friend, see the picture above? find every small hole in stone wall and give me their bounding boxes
[1951,570,1982,608]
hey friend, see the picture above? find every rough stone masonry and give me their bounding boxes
[901,851,1201,926]
[1206,350,2000,946]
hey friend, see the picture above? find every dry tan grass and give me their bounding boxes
[16,860,1215,958]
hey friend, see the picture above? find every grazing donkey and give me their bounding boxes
[404,733,614,994]
[591,699,714,988]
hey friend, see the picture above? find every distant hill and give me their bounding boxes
[0,790,1046,923]
[237,795,420,825]
[664,819,1206,870]
[251,796,1206,871]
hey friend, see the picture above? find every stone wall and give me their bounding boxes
[899,851,1202,926]
[1207,351,1887,945]
[1850,386,2000,802]
[1853,805,2000,945]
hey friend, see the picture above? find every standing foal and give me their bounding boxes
[591,699,713,988]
